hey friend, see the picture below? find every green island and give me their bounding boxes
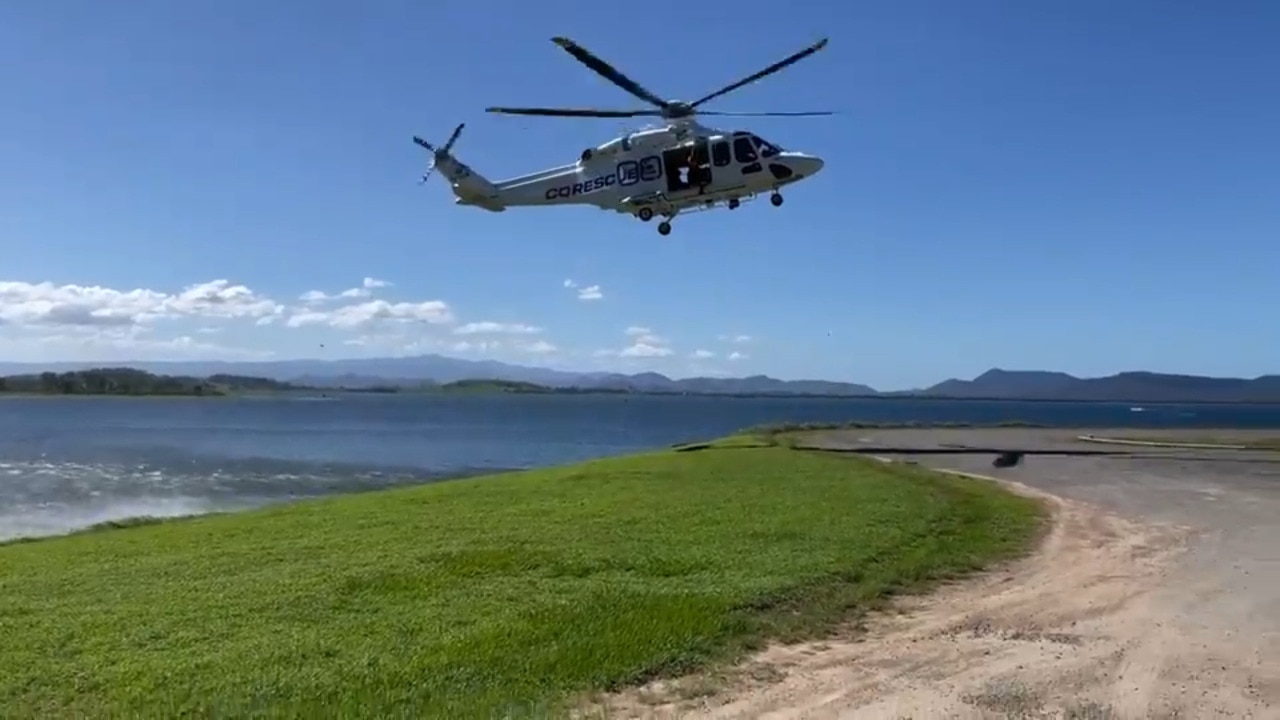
[0,427,1045,717]
[386,379,628,395]
[434,378,556,394]
[0,367,304,397]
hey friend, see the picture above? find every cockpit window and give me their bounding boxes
[751,135,783,158]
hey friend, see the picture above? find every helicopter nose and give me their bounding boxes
[788,153,824,177]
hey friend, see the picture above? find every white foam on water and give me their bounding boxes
[0,459,262,542]
[0,456,443,543]
[0,496,219,542]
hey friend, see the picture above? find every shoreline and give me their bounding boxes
[0,430,1046,716]
[4,426,1278,715]
[5,425,1278,546]
[4,389,1280,406]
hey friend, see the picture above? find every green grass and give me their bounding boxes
[0,437,1046,718]
[725,419,1043,450]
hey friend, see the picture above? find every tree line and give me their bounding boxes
[0,368,298,396]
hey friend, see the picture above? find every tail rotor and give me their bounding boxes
[412,122,465,184]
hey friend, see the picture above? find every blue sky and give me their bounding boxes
[2,0,1277,390]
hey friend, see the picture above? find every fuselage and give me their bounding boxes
[442,126,824,214]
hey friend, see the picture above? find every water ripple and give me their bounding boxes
[3,394,1278,542]
[0,457,492,543]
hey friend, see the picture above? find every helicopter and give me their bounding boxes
[412,36,832,235]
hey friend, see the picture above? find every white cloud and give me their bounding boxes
[620,342,672,357]
[448,338,557,356]
[563,278,603,301]
[691,349,715,359]
[284,299,453,329]
[298,277,394,304]
[0,323,273,361]
[596,325,674,358]
[728,351,747,361]
[0,276,569,364]
[624,325,667,346]
[453,321,542,336]
[0,279,281,328]
[166,280,283,320]
[718,334,753,344]
[450,339,501,353]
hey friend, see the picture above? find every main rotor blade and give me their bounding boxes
[689,38,829,109]
[550,36,670,110]
[485,106,661,118]
[441,123,465,153]
[412,136,435,151]
[697,110,835,116]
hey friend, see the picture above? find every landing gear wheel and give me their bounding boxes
[657,221,672,236]
[728,198,740,210]
[770,193,784,207]
[637,207,654,222]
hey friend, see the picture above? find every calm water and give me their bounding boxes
[3,393,1279,541]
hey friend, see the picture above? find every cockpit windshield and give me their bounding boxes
[751,135,783,157]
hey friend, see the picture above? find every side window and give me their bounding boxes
[711,140,731,167]
[638,155,663,181]
[733,137,758,164]
[616,160,639,186]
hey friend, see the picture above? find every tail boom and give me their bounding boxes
[415,127,617,212]
[493,163,617,208]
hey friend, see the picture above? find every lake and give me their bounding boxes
[3,393,1279,541]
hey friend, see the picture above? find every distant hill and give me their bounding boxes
[0,355,878,397]
[574,372,878,396]
[0,356,1276,402]
[918,368,1280,403]
[921,370,1080,399]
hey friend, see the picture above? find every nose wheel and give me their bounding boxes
[770,192,784,207]
[657,221,672,236]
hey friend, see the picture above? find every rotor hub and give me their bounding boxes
[662,101,696,119]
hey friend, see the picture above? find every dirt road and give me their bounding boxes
[596,428,1280,719]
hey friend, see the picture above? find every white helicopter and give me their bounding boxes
[412,37,832,235]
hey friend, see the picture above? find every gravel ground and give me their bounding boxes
[602,428,1280,719]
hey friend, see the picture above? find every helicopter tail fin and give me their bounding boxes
[412,124,505,211]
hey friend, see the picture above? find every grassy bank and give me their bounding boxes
[0,435,1045,717]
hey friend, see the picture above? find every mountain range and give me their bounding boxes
[0,356,1276,403]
